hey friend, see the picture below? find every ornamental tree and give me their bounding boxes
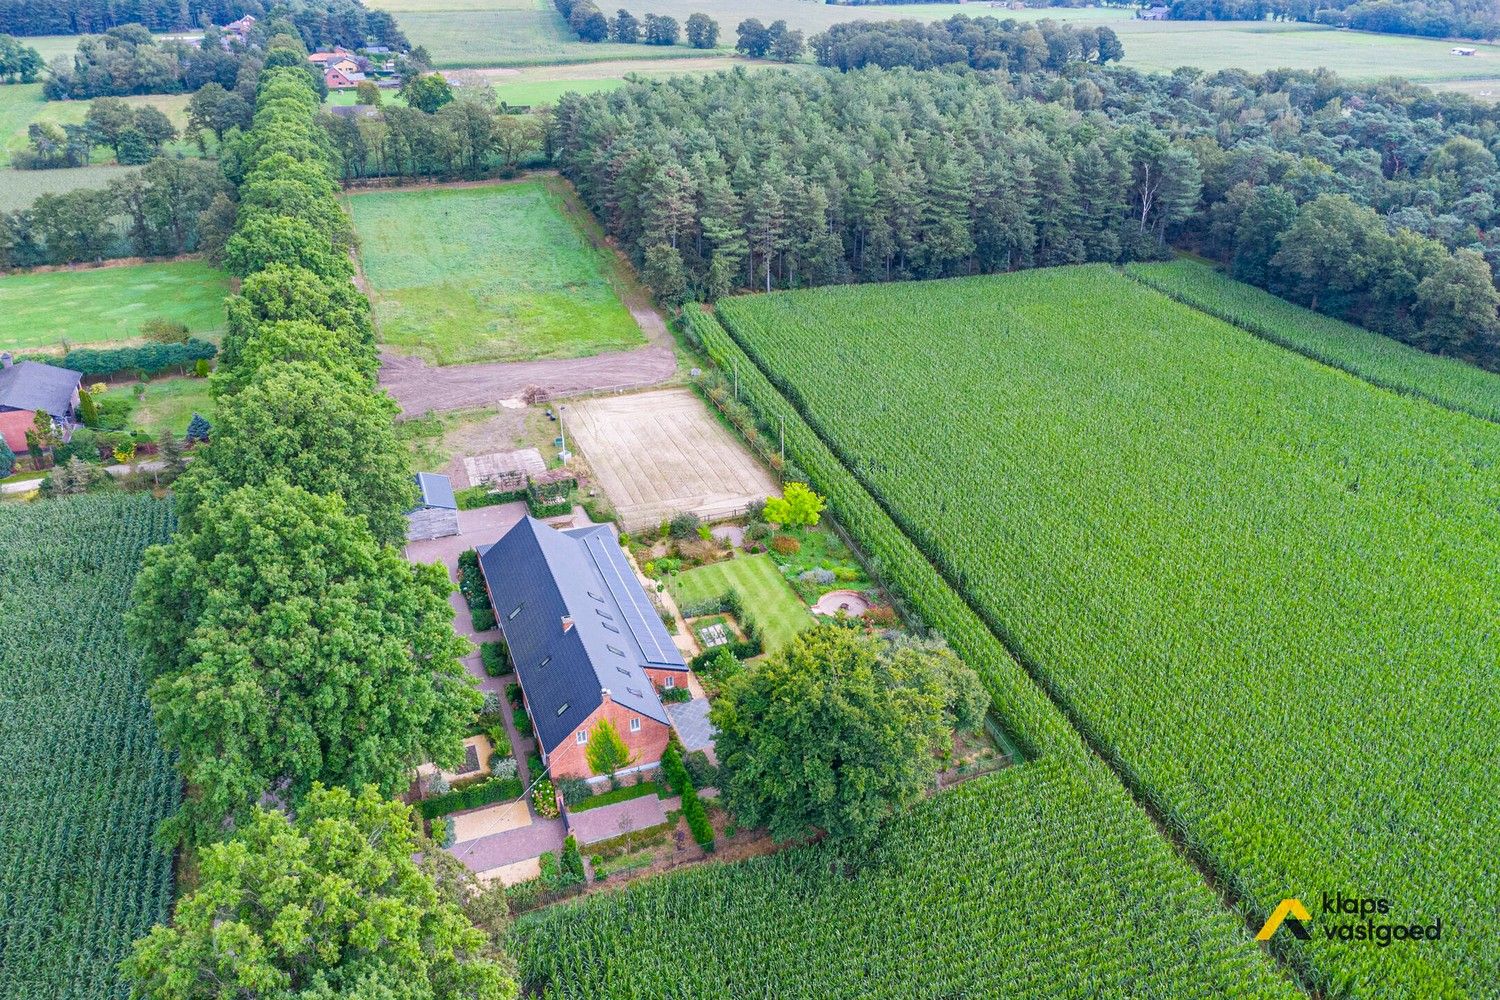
[128,482,479,845]
[763,481,825,530]
[123,784,518,1000]
[585,717,633,776]
[710,623,952,844]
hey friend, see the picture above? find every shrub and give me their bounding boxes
[659,684,692,703]
[561,835,586,884]
[512,707,533,738]
[661,743,689,796]
[458,550,494,614]
[456,485,526,509]
[428,772,450,796]
[558,777,592,806]
[800,568,836,585]
[506,681,523,708]
[682,785,714,850]
[140,318,190,343]
[865,605,900,628]
[481,641,509,677]
[430,816,454,848]
[669,511,702,539]
[533,779,559,819]
[416,775,524,819]
[487,725,512,759]
[745,521,772,541]
[680,593,730,618]
[490,756,518,781]
[481,691,505,716]
[770,535,801,555]
[684,750,719,790]
[471,608,497,632]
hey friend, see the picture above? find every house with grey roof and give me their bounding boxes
[0,354,83,429]
[479,516,689,781]
[407,472,459,541]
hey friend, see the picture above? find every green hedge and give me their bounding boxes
[569,781,660,813]
[456,485,525,510]
[28,339,217,379]
[416,775,523,819]
[583,822,672,859]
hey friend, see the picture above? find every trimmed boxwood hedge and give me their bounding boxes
[569,781,660,813]
[416,775,523,819]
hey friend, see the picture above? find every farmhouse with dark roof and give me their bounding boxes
[479,516,688,781]
[0,354,83,449]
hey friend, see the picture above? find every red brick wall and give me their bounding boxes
[643,666,688,692]
[544,696,671,780]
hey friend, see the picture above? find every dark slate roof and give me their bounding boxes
[0,361,81,419]
[413,472,457,510]
[480,517,686,755]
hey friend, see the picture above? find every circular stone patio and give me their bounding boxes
[811,589,871,617]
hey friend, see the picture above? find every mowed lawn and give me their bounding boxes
[0,260,230,351]
[121,376,215,437]
[348,179,644,365]
[669,553,813,652]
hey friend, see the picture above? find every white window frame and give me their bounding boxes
[576,730,588,745]
[629,717,641,732]
[664,676,675,689]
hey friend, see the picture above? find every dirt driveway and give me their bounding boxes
[380,345,677,417]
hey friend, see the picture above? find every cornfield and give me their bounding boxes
[0,495,179,1000]
[514,758,1299,999]
[708,265,1498,998]
[1124,259,1500,424]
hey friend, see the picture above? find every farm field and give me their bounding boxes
[0,162,138,211]
[0,84,195,167]
[715,265,1500,998]
[514,757,1298,999]
[347,178,644,365]
[0,495,179,1000]
[1125,259,1500,424]
[454,55,779,106]
[668,552,813,651]
[386,0,723,68]
[0,260,231,351]
[566,388,779,531]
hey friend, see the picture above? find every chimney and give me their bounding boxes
[600,687,611,704]
[1,352,11,368]
[561,615,573,633]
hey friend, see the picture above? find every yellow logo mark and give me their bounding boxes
[1256,898,1312,941]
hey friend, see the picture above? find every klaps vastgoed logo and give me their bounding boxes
[1256,894,1443,947]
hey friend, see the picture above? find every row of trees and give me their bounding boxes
[44,22,268,99]
[14,96,179,168]
[734,17,806,62]
[810,15,1123,73]
[118,57,517,997]
[554,0,720,49]
[0,31,41,80]
[0,0,407,48]
[551,68,1197,302]
[0,155,231,266]
[1162,0,1500,41]
[320,94,549,181]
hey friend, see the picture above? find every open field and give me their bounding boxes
[111,375,216,437]
[514,757,1298,999]
[715,265,1499,997]
[0,162,139,211]
[453,55,786,105]
[669,553,812,651]
[0,495,179,1000]
[349,178,644,365]
[388,0,726,68]
[0,260,230,351]
[1125,259,1500,424]
[566,388,779,531]
[0,84,195,167]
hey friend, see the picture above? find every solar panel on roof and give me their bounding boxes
[582,532,675,665]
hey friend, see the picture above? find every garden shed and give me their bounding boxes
[406,472,460,541]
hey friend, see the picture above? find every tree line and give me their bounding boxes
[553,0,720,49]
[0,155,231,267]
[551,67,1198,303]
[115,58,518,997]
[1162,0,1500,42]
[1051,64,1500,366]
[811,15,1123,73]
[0,0,407,48]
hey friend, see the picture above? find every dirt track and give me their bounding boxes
[380,344,677,417]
